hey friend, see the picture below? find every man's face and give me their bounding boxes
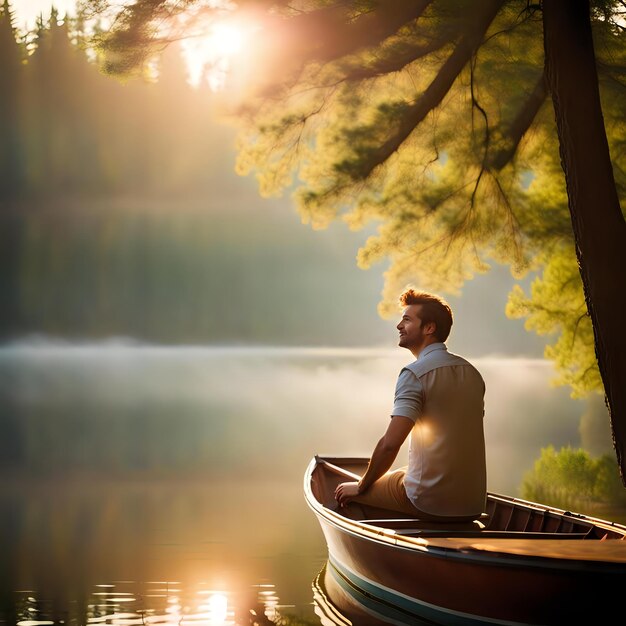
[396,304,433,351]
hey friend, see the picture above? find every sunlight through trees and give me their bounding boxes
[87,0,626,479]
[4,0,626,482]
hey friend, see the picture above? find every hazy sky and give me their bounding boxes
[13,0,76,28]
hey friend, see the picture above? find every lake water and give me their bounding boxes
[0,341,613,625]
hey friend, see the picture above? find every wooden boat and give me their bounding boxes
[305,455,626,625]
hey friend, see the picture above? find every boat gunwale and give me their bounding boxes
[304,456,626,573]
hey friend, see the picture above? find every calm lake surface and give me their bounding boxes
[0,341,615,625]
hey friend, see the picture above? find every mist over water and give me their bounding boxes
[0,340,594,490]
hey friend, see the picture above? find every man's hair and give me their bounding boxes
[399,289,453,342]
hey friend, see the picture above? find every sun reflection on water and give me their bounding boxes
[207,592,229,623]
[13,577,311,626]
[14,569,366,625]
[20,581,270,625]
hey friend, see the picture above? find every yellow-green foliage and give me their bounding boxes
[232,2,626,398]
[507,250,602,397]
[522,445,626,511]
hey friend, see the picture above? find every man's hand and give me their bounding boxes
[334,416,412,508]
[334,481,361,506]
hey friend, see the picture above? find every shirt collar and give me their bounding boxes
[417,342,447,360]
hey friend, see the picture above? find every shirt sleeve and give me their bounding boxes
[391,368,423,422]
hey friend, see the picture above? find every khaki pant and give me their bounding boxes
[353,467,477,522]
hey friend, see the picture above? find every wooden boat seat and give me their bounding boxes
[361,513,489,531]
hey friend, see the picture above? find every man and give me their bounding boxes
[335,289,486,521]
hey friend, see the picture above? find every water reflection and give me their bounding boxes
[312,563,423,626]
[0,476,324,624]
[12,580,296,625]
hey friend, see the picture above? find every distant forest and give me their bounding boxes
[1,3,350,344]
[0,2,229,203]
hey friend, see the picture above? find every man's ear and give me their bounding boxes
[424,321,437,336]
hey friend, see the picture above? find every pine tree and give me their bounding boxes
[0,0,24,201]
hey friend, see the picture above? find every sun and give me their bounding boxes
[211,22,245,57]
[182,18,253,90]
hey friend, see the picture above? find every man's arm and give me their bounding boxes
[334,415,414,506]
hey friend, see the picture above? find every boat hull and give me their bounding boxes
[314,560,419,626]
[306,456,626,625]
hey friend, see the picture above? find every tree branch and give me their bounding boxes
[339,32,455,84]
[489,71,548,170]
[280,0,435,65]
[339,0,505,182]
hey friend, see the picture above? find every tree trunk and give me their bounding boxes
[543,0,626,484]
